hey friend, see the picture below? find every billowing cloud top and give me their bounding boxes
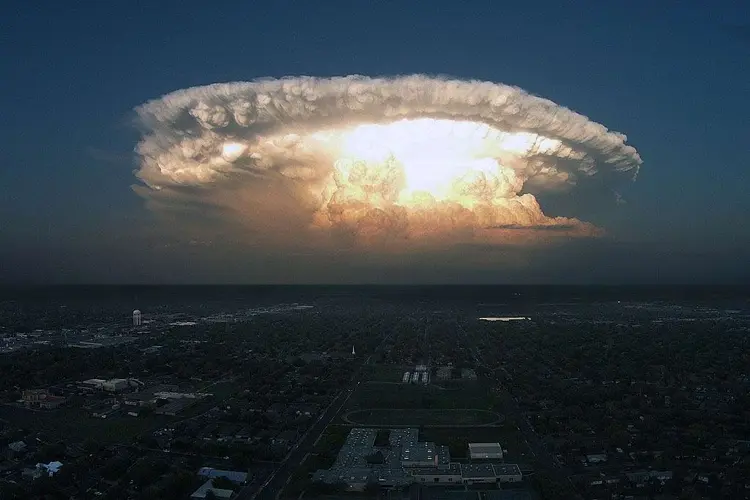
[134,75,641,248]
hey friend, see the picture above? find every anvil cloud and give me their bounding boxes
[134,75,641,248]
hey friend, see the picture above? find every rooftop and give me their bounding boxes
[460,463,496,478]
[468,442,503,455]
[197,467,248,483]
[493,464,522,476]
[409,463,462,476]
[402,442,439,464]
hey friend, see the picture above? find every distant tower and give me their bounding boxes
[352,345,356,356]
[133,309,142,327]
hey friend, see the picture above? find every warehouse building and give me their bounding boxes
[469,442,504,461]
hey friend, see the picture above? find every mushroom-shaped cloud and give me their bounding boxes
[134,75,641,248]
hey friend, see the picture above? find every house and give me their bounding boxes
[22,467,42,480]
[34,461,63,477]
[7,441,27,458]
[585,453,608,464]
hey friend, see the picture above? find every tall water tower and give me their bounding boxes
[133,309,142,326]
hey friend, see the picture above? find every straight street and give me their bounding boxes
[237,335,388,500]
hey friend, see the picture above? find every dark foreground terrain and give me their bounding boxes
[0,285,749,499]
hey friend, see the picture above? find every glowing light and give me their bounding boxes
[221,142,247,162]
[134,76,642,245]
[310,118,551,206]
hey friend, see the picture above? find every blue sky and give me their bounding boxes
[2,0,749,283]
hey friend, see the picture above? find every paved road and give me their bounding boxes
[238,335,389,500]
[456,321,575,486]
[235,384,355,500]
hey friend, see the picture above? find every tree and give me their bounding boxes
[82,438,101,454]
[210,476,236,491]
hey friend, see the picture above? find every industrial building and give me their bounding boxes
[492,464,523,483]
[313,428,522,490]
[468,442,504,461]
[21,389,65,409]
[460,464,521,484]
[80,378,140,392]
[411,463,462,484]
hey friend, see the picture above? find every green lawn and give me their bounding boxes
[362,364,409,383]
[344,381,494,411]
[0,405,164,443]
[344,408,500,426]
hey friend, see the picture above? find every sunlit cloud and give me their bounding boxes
[133,75,641,249]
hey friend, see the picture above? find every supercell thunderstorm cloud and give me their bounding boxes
[134,75,642,249]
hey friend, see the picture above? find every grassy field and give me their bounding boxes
[362,364,409,383]
[420,426,530,461]
[344,408,500,426]
[0,405,165,443]
[344,381,494,412]
[313,424,350,459]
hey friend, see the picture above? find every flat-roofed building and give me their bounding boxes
[389,428,418,447]
[410,463,462,485]
[493,464,522,483]
[460,463,498,484]
[468,442,504,460]
[402,442,439,467]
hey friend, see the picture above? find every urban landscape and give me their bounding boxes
[0,286,748,499]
